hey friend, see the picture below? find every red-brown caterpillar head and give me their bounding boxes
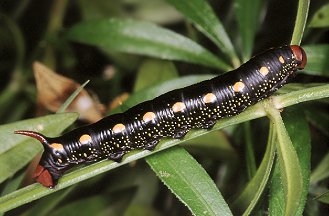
[290,45,307,69]
[15,130,68,188]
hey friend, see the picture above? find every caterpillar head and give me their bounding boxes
[290,45,307,69]
[15,130,69,188]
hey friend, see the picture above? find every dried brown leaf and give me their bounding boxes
[33,62,104,122]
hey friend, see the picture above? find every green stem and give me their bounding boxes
[291,0,310,45]
[273,84,329,109]
[47,0,69,34]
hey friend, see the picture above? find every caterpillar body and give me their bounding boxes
[15,45,307,188]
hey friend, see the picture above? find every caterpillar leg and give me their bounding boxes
[200,115,217,129]
[200,121,216,129]
[173,125,189,139]
[108,151,126,162]
[144,139,160,151]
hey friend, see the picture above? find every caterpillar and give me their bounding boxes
[15,45,307,188]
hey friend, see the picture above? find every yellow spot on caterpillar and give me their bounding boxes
[279,56,285,64]
[203,93,216,103]
[58,158,62,163]
[113,123,126,134]
[233,81,245,92]
[50,143,64,151]
[83,153,87,157]
[143,112,156,123]
[172,102,186,113]
[259,66,269,76]
[79,134,92,145]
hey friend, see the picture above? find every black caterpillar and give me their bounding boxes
[15,45,307,188]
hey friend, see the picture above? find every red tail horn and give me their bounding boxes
[14,130,48,144]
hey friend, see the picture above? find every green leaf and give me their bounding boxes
[134,59,178,92]
[309,3,329,28]
[147,146,232,216]
[0,171,25,197]
[274,84,329,108]
[67,18,231,70]
[232,123,276,215]
[57,80,90,113]
[166,0,239,67]
[267,107,310,216]
[0,113,78,184]
[23,187,76,216]
[234,0,262,61]
[78,0,183,25]
[302,44,329,77]
[310,152,329,184]
[291,0,310,45]
[115,75,215,112]
[282,108,311,215]
[183,130,236,160]
[50,194,130,216]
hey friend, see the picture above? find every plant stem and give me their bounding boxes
[291,0,310,45]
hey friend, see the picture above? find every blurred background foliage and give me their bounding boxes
[0,0,328,215]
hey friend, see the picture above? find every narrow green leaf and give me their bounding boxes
[78,0,183,25]
[50,195,130,216]
[183,130,236,160]
[67,18,231,70]
[116,75,215,112]
[234,0,262,61]
[310,152,329,184]
[147,146,232,216]
[274,84,329,109]
[0,113,79,184]
[134,59,178,92]
[268,160,285,215]
[57,80,90,113]
[282,108,311,215]
[23,187,76,216]
[266,106,306,216]
[232,123,276,215]
[0,171,25,197]
[166,0,239,67]
[309,3,329,28]
[302,45,329,77]
[277,83,325,94]
[291,0,310,45]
